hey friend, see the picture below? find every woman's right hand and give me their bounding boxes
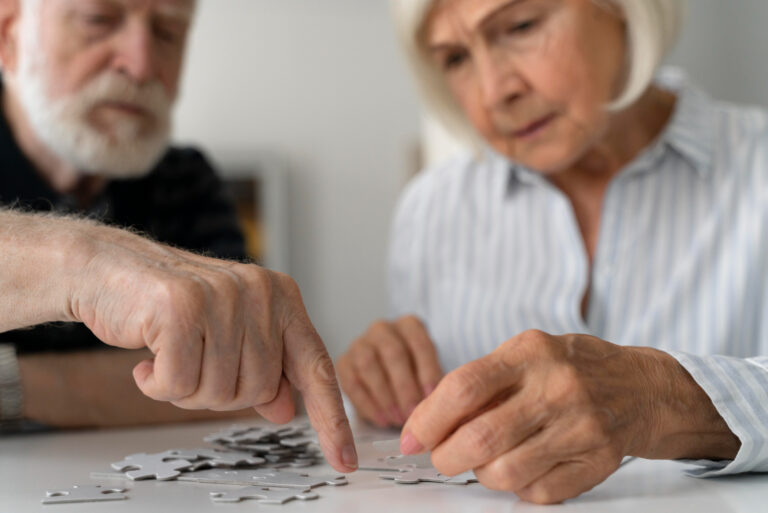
[337,315,444,427]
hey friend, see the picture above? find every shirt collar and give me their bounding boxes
[654,67,717,177]
[503,66,717,194]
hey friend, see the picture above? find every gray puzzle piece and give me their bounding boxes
[42,485,127,505]
[169,448,265,468]
[379,468,478,485]
[178,468,272,485]
[384,453,434,469]
[202,425,254,444]
[179,468,347,488]
[111,451,192,480]
[210,486,318,504]
[358,456,397,471]
[249,469,348,488]
[279,435,316,447]
[379,468,477,485]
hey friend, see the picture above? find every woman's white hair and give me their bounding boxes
[390,0,687,145]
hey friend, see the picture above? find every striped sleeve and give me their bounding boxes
[668,352,768,476]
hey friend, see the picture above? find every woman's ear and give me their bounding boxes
[0,0,22,74]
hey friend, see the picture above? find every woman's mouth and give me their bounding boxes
[511,112,558,139]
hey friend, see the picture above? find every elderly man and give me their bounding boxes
[0,0,357,473]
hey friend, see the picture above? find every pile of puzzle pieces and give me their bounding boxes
[45,423,344,506]
[42,423,478,506]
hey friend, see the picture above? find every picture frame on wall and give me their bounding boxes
[222,161,289,274]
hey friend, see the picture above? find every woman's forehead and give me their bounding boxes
[424,0,539,44]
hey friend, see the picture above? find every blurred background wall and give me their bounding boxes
[173,0,768,358]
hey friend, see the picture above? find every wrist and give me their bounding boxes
[628,347,740,460]
[0,212,99,331]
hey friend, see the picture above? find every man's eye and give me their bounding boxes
[152,20,187,45]
[82,13,116,26]
[154,26,177,43]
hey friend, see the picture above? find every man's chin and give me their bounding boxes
[64,135,170,179]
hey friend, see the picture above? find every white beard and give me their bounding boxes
[12,20,174,178]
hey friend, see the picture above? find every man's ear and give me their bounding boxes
[0,0,22,74]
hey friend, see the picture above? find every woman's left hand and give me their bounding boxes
[399,330,739,504]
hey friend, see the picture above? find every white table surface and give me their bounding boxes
[1,418,766,513]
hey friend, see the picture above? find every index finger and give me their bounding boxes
[283,314,357,473]
[400,354,517,455]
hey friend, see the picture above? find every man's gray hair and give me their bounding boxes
[390,0,686,146]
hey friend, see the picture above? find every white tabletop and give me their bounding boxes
[1,418,766,513]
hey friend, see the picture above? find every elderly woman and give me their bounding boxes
[337,0,768,504]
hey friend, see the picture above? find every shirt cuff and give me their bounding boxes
[666,351,768,477]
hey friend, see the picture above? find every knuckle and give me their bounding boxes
[396,314,423,332]
[161,375,198,402]
[462,419,501,461]
[274,270,300,297]
[252,378,281,405]
[318,410,351,438]
[379,339,409,365]
[577,413,613,449]
[367,319,393,339]
[519,329,547,344]
[512,329,554,356]
[308,350,339,388]
[211,268,245,299]
[481,458,522,491]
[208,382,238,407]
[443,364,486,407]
[154,276,206,313]
[355,346,379,373]
[336,354,351,376]
[544,363,584,405]
[524,484,559,505]
[244,265,275,296]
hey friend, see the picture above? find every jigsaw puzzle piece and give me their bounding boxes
[110,451,192,480]
[177,468,267,485]
[249,469,348,488]
[379,468,478,485]
[168,448,266,468]
[210,486,318,504]
[42,485,127,505]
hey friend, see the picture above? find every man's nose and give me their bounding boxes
[111,21,155,85]
[476,48,523,110]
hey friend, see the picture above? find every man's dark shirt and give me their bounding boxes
[0,108,247,354]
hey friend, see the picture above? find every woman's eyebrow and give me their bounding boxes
[477,0,531,30]
[426,0,530,49]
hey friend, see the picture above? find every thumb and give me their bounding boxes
[254,375,295,424]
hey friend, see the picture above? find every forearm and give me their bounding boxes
[629,347,741,461]
[0,210,87,332]
[18,348,258,428]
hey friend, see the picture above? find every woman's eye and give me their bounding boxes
[505,19,538,35]
[443,51,469,70]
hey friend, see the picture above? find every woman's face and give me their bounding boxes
[424,0,627,173]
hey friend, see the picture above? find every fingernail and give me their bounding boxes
[400,431,424,455]
[342,444,358,469]
[423,384,436,396]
